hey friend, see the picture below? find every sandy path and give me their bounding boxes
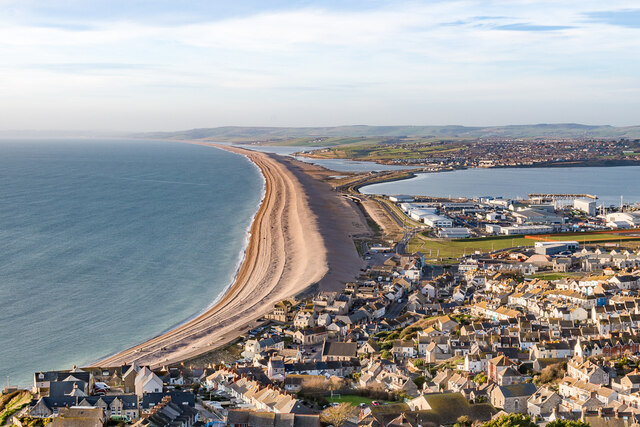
[95,144,328,368]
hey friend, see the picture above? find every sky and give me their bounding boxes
[0,0,639,132]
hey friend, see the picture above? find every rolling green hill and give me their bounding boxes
[136,123,640,143]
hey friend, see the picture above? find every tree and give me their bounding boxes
[534,362,566,386]
[482,413,537,427]
[546,420,590,427]
[413,359,425,369]
[327,377,345,398]
[473,373,488,385]
[320,403,358,427]
[413,376,426,389]
[381,350,393,361]
[454,415,472,427]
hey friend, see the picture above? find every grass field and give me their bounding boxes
[408,231,640,260]
[327,395,391,406]
[407,233,534,259]
[529,233,640,243]
[310,141,467,162]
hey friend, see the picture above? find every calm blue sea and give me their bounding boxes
[360,166,640,206]
[0,139,264,387]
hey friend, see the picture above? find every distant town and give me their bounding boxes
[298,138,640,170]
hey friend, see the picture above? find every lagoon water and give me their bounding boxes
[0,139,264,386]
[236,144,412,172]
[360,166,640,206]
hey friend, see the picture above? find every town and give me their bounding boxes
[3,190,640,427]
[299,138,640,170]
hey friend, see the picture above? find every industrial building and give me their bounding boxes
[574,199,596,216]
[534,241,579,256]
[409,208,438,222]
[421,213,453,228]
[499,225,554,235]
[513,208,564,225]
[606,212,640,228]
[389,195,414,203]
[438,227,471,238]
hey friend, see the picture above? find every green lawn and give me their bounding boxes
[540,233,640,243]
[407,231,640,259]
[407,233,533,258]
[327,395,390,406]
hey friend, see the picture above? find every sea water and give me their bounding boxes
[0,139,264,386]
[360,166,640,206]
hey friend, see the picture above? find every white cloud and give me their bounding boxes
[0,1,638,130]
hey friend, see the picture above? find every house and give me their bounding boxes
[293,311,316,329]
[321,341,357,362]
[425,341,450,364]
[566,358,609,385]
[358,341,381,357]
[132,395,198,427]
[140,391,195,410]
[30,395,139,420]
[49,407,106,427]
[620,372,640,392]
[487,354,517,383]
[527,387,561,419]
[491,383,537,414]
[437,315,458,332]
[244,337,285,359]
[267,359,286,381]
[293,327,328,345]
[530,341,572,360]
[392,340,416,359]
[134,367,163,397]
[266,301,291,322]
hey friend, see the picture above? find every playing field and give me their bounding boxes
[407,233,534,259]
[407,231,640,260]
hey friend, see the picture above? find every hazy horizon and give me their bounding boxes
[1,1,639,131]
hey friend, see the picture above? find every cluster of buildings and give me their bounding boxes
[8,194,640,427]
[17,363,200,427]
[12,239,640,426]
[379,138,640,169]
[390,194,640,242]
[206,244,640,426]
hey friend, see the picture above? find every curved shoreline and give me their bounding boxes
[95,143,328,368]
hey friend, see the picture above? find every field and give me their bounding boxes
[528,232,640,243]
[407,233,534,259]
[306,140,467,162]
[407,231,640,260]
[327,394,391,406]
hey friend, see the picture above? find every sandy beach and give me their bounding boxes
[96,143,367,368]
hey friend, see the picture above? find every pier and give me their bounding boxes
[528,193,598,202]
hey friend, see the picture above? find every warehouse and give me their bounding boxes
[438,227,471,238]
[534,241,579,256]
[574,199,596,216]
[500,225,554,235]
[389,195,414,203]
[513,208,564,225]
[421,213,453,228]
